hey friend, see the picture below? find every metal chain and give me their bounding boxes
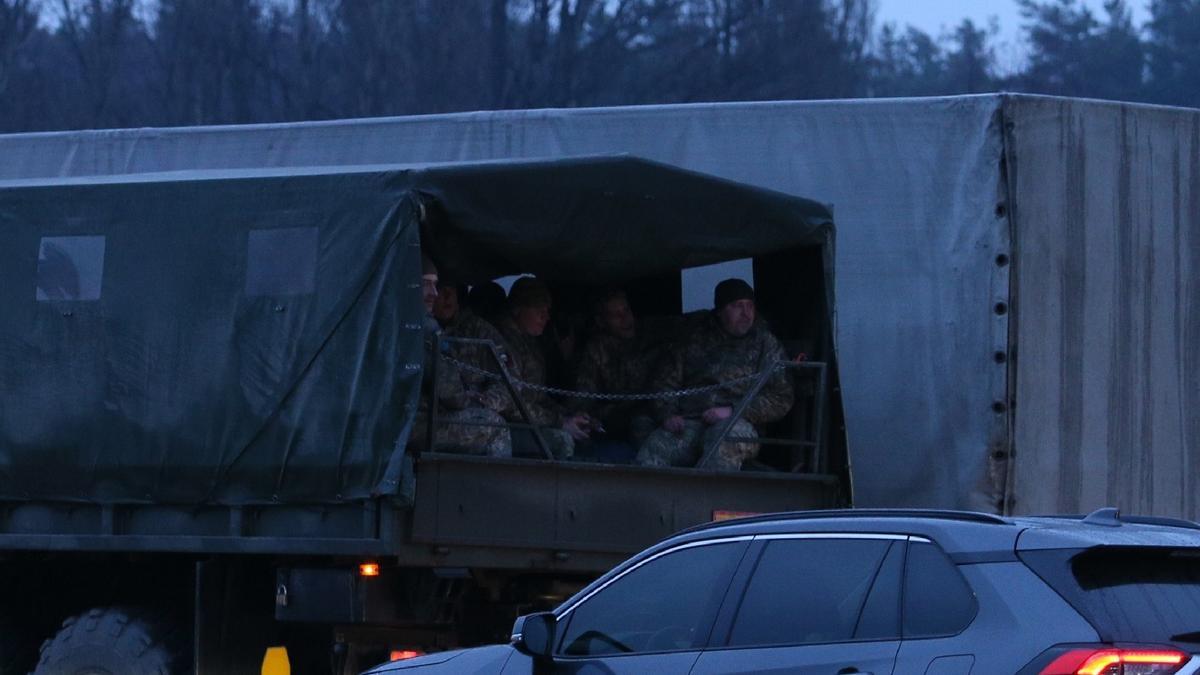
[440,353,781,401]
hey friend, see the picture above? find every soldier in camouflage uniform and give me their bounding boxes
[433,280,510,397]
[572,289,658,449]
[411,258,512,458]
[495,277,591,459]
[637,278,793,471]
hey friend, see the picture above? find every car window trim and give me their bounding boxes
[558,533,914,621]
[751,533,914,542]
[553,536,754,658]
[555,536,755,621]
[553,532,935,658]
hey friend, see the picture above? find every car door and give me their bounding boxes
[501,537,750,675]
[690,534,906,675]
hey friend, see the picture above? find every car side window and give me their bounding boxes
[557,541,746,657]
[853,539,905,639]
[902,541,977,637]
[726,538,899,647]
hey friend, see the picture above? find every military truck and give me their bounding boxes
[0,156,846,673]
[9,93,1197,522]
[3,92,1198,672]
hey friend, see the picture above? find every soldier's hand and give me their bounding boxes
[582,413,605,435]
[663,415,686,434]
[702,406,733,424]
[563,414,592,441]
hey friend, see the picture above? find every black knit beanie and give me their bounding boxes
[713,278,755,309]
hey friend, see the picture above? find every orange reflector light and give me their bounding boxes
[390,650,423,661]
[359,562,380,577]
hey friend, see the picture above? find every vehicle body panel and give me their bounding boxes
[364,511,1200,675]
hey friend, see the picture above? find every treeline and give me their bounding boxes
[0,0,1197,133]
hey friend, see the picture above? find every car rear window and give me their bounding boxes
[1021,546,1200,643]
[903,541,977,637]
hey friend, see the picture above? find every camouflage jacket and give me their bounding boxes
[572,332,657,425]
[650,314,793,425]
[420,323,468,414]
[441,309,508,393]
[496,318,564,426]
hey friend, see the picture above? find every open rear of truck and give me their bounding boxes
[0,156,847,673]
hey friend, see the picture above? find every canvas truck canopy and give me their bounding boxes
[0,95,1011,512]
[0,155,837,506]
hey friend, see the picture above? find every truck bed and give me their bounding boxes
[0,455,840,572]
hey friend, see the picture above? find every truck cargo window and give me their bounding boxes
[245,227,318,296]
[36,235,106,301]
[681,258,752,312]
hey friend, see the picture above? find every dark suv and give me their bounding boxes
[364,508,1200,674]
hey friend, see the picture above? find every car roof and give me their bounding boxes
[660,508,1200,558]
[1012,512,1200,550]
[553,507,1200,618]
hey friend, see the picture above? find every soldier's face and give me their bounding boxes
[600,297,636,339]
[514,302,551,337]
[717,298,756,337]
[421,274,439,314]
[434,286,459,323]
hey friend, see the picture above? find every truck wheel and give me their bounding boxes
[33,608,182,675]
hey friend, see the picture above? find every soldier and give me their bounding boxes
[637,278,793,471]
[432,279,510,396]
[432,280,468,327]
[496,276,591,459]
[411,256,512,458]
[572,289,659,458]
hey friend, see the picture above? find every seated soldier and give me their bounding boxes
[496,276,592,459]
[572,289,658,461]
[433,278,510,396]
[411,256,512,458]
[637,278,793,471]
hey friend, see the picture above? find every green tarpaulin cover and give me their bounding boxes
[0,156,833,505]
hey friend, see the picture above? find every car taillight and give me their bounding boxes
[1039,648,1189,674]
[389,649,423,661]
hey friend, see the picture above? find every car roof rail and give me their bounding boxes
[1052,507,1200,531]
[678,508,1011,536]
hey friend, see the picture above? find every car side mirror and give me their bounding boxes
[511,612,556,659]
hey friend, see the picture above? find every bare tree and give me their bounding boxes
[0,0,38,99]
[489,0,510,107]
[150,0,272,125]
[828,0,876,96]
[55,0,140,123]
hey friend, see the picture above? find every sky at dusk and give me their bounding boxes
[875,0,1153,73]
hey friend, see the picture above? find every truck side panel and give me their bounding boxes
[0,96,1015,510]
[0,173,423,504]
[1006,97,1200,518]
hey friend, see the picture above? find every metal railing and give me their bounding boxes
[427,335,828,472]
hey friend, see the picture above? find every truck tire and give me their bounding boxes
[33,608,182,675]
